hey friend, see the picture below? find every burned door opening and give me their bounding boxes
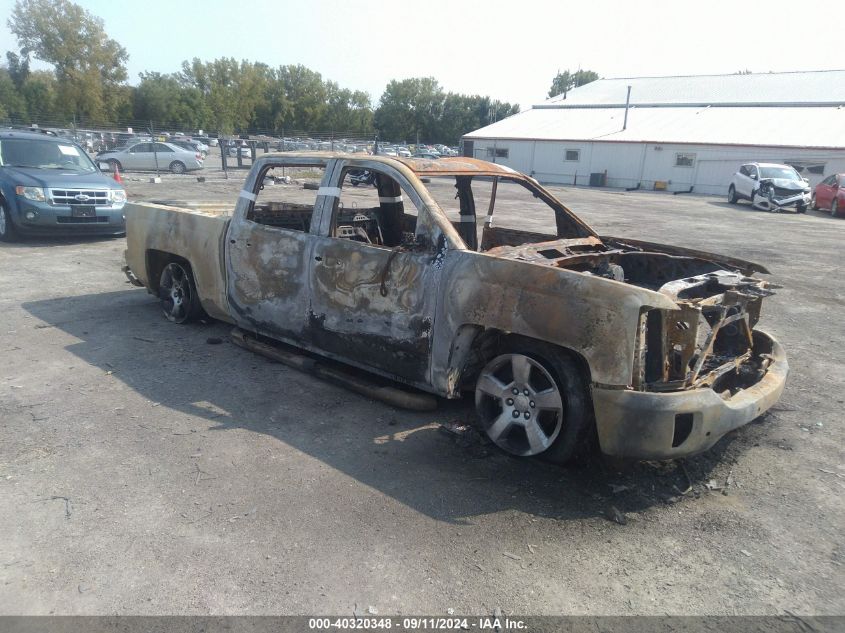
[306,165,443,384]
[225,161,331,342]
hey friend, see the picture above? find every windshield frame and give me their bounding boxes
[0,137,99,173]
[759,166,802,181]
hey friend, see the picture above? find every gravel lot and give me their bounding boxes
[1,159,843,616]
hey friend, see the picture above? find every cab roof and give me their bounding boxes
[261,152,526,179]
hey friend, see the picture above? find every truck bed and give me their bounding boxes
[123,201,233,322]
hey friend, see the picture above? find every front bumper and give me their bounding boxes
[12,199,126,235]
[592,330,788,459]
[752,191,811,212]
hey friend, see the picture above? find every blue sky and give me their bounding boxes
[0,0,839,108]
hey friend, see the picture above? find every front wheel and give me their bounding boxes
[169,161,186,174]
[475,342,592,464]
[108,159,122,172]
[0,201,18,242]
[811,193,819,211]
[833,199,840,218]
[728,184,738,204]
[159,261,203,323]
[797,203,807,214]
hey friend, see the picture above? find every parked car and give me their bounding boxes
[192,136,213,150]
[169,140,207,158]
[811,173,844,217]
[97,142,204,174]
[0,129,126,240]
[728,163,811,213]
[122,154,787,464]
[227,145,251,158]
[413,152,440,159]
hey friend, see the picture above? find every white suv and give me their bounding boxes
[728,163,811,213]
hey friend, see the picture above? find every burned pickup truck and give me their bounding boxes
[123,153,788,463]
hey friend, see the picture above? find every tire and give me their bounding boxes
[833,199,840,218]
[108,159,122,172]
[0,200,18,242]
[158,261,203,324]
[474,338,592,464]
[169,161,186,174]
[727,184,738,204]
[811,193,819,211]
[797,203,807,214]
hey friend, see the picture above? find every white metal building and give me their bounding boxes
[463,71,845,195]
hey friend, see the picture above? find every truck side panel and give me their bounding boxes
[124,202,233,322]
[431,249,679,393]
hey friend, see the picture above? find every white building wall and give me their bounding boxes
[467,138,845,196]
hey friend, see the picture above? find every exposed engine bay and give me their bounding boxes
[486,235,777,396]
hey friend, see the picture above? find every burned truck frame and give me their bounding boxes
[123,154,788,464]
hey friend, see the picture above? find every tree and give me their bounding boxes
[276,64,328,131]
[20,70,58,121]
[0,66,28,120]
[373,78,519,144]
[134,72,211,131]
[321,82,373,133]
[5,52,29,89]
[8,0,129,123]
[374,77,444,142]
[547,69,599,98]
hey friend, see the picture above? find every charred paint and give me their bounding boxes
[123,152,788,460]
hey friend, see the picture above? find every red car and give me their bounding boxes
[812,173,844,217]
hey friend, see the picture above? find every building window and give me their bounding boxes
[486,147,508,159]
[564,149,580,162]
[675,153,695,167]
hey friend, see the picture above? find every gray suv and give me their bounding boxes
[0,130,127,241]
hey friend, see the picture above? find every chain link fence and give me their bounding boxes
[0,114,377,154]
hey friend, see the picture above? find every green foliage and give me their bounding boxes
[8,0,129,123]
[374,77,519,144]
[0,67,28,120]
[134,72,211,131]
[0,0,515,143]
[548,69,599,98]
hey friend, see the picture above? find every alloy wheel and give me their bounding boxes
[475,353,564,457]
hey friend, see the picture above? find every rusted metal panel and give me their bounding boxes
[307,236,441,383]
[224,155,337,341]
[123,151,787,462]
[593,330,788,459]
[124,201,233,322]
[226,221,315,340]
[430,249,678,393]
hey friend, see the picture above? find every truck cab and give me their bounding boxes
[124,153,788,464]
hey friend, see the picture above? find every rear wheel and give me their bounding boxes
[159,261,203,324]
[727,185,738,204]
[169,161,186,174]
[0,201,18,242]
[475,340,592,464]
[833,199,840,218]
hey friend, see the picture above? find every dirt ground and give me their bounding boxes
[1,156,843,616]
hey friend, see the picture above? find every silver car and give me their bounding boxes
[97,142,204,174]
